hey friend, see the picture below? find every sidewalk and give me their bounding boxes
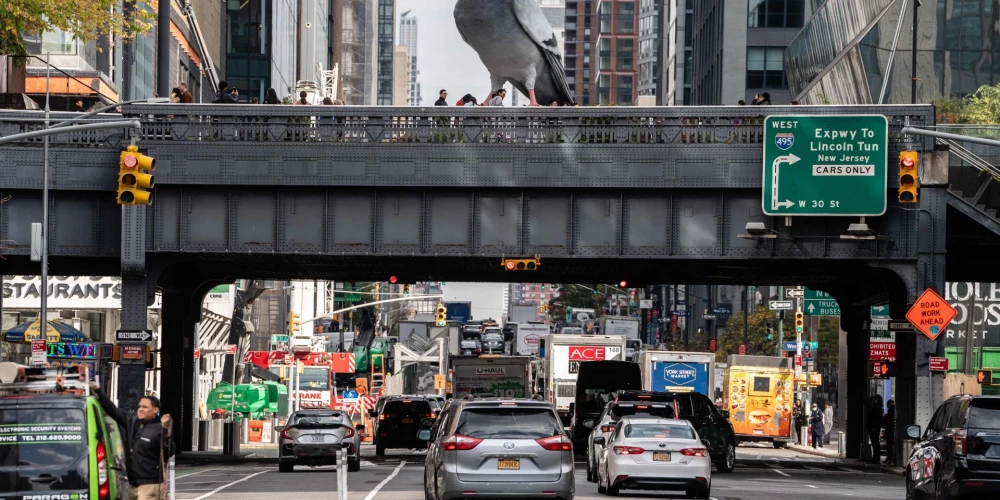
[786,434,906,476]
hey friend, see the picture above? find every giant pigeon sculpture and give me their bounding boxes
[455,0,575,106]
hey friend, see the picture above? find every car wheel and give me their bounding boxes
[348,457,361,472]
[716,441,736,473]
[772,441,786,449]
[934,468,950,500]
[905,473,914,500]
[687,486,710,499]
[278,462,293,473]
[376,443,386,456]
[606,465,620,496]
[597,463,607,495]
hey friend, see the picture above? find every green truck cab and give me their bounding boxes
[205,381,288,419]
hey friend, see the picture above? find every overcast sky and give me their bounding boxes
[396,0,491,105]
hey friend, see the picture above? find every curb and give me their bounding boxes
[786,444,845,460]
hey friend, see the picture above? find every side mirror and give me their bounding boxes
[721,410,730,419]
[420,417,434,428]
[583,419,596,430]
[593,437,606,447]
[906,425,921,440]
[417,429,432,441]
[355,424,365,431]
[274,425,284,431]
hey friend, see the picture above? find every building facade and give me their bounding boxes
[654,0,691,105]
[399,11,421,105]
[377,0,396,105]
[393,45,409,104]
[787,0,1000,105]
[565,0,639,106]
[637,0,659,97]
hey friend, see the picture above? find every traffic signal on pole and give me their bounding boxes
[898,151,919,204]
[539,304,548,313]
[288,311,300,334]
[766,321,773,340]
[795,311,804,334]
[435,303,447,326]
[501,257,540,271]
[117,145,155,205]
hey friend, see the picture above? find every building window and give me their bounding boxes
[618,2,635,34]
[599,38,612,70]
[600,1,613,33]
[746,47,786,89]
[618,39,634,70]
[617,75,633,104]
[598,74,611,105]
[748,0,805,28]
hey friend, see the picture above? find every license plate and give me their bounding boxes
[653,452,671,462]
[753,429,764,435]
[402,418,413,424]
[497,459,520,470]
[310,435,325,443]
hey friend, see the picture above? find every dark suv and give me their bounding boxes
[905,395,1000,499]
[374,397,437,456]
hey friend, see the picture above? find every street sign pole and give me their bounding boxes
[777,286,785,357]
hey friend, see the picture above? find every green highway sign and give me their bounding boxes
[340,293,362,303]
[804,287,840,316]
[271,335,289,343]
[762,115,888,216]
[871,304,889,318]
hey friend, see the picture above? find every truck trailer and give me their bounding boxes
[639,351,715,397]
[513,323,548,356]
[535,334,627,422]
[450,356,533,399]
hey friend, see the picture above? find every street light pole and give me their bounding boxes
[40,53,49,342]
[911,0,919,104]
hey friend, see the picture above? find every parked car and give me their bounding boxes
[420,398,574,500]
[595,417,711,498]
[460,339,482,356]
[374,397,437,456]
[904,394,1000,499]
[278,409,360,472]
[482,332,505,355]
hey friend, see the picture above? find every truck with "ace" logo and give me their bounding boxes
[534,334,627,422]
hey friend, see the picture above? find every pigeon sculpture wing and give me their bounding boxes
[510,0,575,104]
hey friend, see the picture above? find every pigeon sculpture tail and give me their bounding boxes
[455,0,576,106]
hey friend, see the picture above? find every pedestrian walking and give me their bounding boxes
[750,92,771,105]
[823,402,834,444]
[435,89,449,106]
[455,94,478,106]
[488,88,506,106]
[178,82,193,103]
[792,398,805,444]
[810,403,824,448]
[263,88,280,104]
[294,91,310,105]
[169,88,182,103]
[883,399,896,465]
[72,99,87,112]
[90,383,174,500]
[322,97,334,105]
[214,81,238,103]
[868,395,884,464]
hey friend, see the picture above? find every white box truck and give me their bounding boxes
[514,323,548,356]
[602,316,640,339]
[639,351,715,397]
[536,334,627,421]
[451,356,533,399]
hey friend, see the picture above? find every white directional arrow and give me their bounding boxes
[807,303,816,313]
[771,153,801,212]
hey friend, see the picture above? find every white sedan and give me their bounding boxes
[595,417,711,499]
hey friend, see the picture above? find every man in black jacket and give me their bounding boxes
[435,89,449,106]
[92,383,174,500]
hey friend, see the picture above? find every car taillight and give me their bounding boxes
[474,349,481,354]
[954,429,967,456]
[342,425,355,438]
[281,427,294,440]
[96,440,109,500]
[379,414,389,421]
[425,412,437,419]
[443,434,483,451]
[600,424,616,433]
[613,446,645,455]
[680,448,707,457]
[536,435,573,452]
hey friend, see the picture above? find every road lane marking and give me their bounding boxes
[772,468,791,477]
[176,469,219,478]
[189,470,269,500]
[838,466,856,472]
[364,460,407,500]
[807,484,818,489]
[805,465,823,471]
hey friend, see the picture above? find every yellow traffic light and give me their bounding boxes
[288,311,300,334]
[501,257,541,271]
[539,304,548,313]
[118,145,155,205]
[435,303,447,327]
[795,311,804,333]
[898,151,918,204]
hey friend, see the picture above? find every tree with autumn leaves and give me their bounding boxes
[717,305,840,367]
[1,0,152,56]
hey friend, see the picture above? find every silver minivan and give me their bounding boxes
[421,398,575,500]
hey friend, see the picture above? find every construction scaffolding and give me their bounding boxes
[337,0,377,105]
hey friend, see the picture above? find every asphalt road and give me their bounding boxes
[173,445,904,500]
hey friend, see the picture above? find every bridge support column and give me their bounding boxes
[159,290,201,452]
[836,300,870,460]
[117,277,150,413]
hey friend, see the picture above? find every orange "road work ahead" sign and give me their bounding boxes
[905,288,957,341]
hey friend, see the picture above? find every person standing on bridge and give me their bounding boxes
[91,382,174,500]
[809,403,824,449]
[488,88,507,106]
[435,89,449,106]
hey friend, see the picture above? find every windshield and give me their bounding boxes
[968,398,1000,428]
[623,422,695,439]
[455,408,562,439]
[298,367,330,390]
[484,333,503,342]
[292,413,344,427]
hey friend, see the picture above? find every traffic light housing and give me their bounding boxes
[979,369,995,385]
[435,303,447,327]
[501,257,540,271]
[118,145,155,205]
[795,311,804,334]
[288,311,300,334]
[539,304,548,313]
[898,151,918,204]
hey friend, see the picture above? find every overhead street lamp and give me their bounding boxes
[0,55,167,343]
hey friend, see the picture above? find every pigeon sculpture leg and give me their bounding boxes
[485,73,507,104]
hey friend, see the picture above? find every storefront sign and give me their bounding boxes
[2,276,122,308]
[46,342,97,360]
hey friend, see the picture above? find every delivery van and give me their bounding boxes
[723,355,795,447]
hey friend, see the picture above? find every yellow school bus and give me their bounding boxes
[723,355,795,446]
